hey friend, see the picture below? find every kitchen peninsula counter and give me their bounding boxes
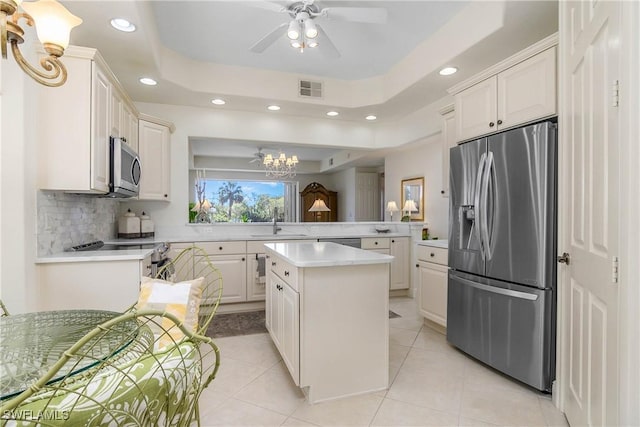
[264,242,392,403]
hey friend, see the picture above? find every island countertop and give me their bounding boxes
[264,242,393,268]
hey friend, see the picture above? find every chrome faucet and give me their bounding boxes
[273,207,282,235]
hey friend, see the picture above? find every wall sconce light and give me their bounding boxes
[386,201,399,221]
[1,0,82,87]
[308,198,330,222]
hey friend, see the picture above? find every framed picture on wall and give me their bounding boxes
[401,177,424,221]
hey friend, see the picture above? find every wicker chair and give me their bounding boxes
[154,245,224,334]
[0,310,220,426]
[0,246,224,426]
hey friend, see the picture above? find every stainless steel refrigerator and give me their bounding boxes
[447,120,557,392]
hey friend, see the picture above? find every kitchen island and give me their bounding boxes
[264,242,393,403]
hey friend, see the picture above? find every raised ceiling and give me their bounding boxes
[60,0,558,162]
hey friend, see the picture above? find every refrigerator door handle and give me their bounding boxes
[480,151,494,260]
[474,153,487,260]
[454,275,539,301]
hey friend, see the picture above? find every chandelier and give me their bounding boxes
[1,0,82,87]
[263,152,298,179]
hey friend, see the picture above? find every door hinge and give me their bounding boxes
[612,256,619,283]
[612,80,620,107]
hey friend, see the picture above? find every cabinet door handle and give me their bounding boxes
[392,239,395,243]
[272,262,276,266]
[375,241,378,245]
[489,122,495,127]
[284,271,290,276]
[241,257,245,261]
[441,190,445,194]
[430,253,435,257]
[497,119,503,125]
[164,194,168,198]
[416,264,419,268]
[219,246,223,251]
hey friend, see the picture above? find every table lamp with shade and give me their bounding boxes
[308,199,331,221]
[401,199,418,222]
[191,199,212,223]
[386,201,399,221]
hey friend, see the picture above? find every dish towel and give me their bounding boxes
[256,255,266,284]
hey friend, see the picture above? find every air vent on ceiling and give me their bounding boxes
[299,80,323,98]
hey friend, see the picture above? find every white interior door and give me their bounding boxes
[560,1,620,426]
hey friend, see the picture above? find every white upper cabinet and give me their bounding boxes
[36,47,142,194]
[138,117,173,201]
[450,35,557,143]
[454,77,498,141]
[497,47,557,129]
[37,48,111,193]
[439,105,456,198]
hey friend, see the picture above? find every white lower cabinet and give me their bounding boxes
[199,241,247,304]
[36,259,147,312]
[362,237,409,290]
[417,245,449,327]
[267,271,299,382]
[265,244,389,403]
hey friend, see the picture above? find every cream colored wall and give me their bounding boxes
[0,47,39,313]
[384,134,448,240]
[330,168,357,222]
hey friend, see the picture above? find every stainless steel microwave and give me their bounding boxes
[109,136,141,198]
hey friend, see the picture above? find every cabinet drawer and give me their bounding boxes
[198,241,247,255]
[269,255,298,291]
[416,245,448,265]
[361,237,390,250]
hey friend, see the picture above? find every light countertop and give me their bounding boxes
[416,239,448,249]
[265,242,394,267]
[35,247,154,264]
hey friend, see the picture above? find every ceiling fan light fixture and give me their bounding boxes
[304,19,318,39]
[306,38,318,48]
[287,19,301,40]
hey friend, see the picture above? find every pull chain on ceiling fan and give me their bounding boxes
[248,0,387,58]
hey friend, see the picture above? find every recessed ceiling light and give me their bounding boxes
[211,98,226,105]
[326,111,339,117]
[365,115,377,121]
[110,18,136,32]
[439,67,458,76]
[139,77,157,86]
[267,105,281,111]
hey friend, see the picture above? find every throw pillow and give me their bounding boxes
[137,276,204,350]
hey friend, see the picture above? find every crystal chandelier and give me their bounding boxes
[263,152,298,179]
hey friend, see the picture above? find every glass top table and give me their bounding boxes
[0,310,138,400]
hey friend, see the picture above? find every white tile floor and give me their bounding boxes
[199,297,568,426]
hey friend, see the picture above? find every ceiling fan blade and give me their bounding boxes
[250,22,288,53]
[320,7,388,24]
[316,24,340,58]
[245,1,288,14]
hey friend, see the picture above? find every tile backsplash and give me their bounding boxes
[37,191,119,255]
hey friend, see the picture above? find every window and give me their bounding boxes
[191,179,297,223]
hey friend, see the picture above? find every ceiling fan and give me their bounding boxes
[249,148,266,163]
[248,0,388,58]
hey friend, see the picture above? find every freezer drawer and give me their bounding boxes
[446,270,554,391]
